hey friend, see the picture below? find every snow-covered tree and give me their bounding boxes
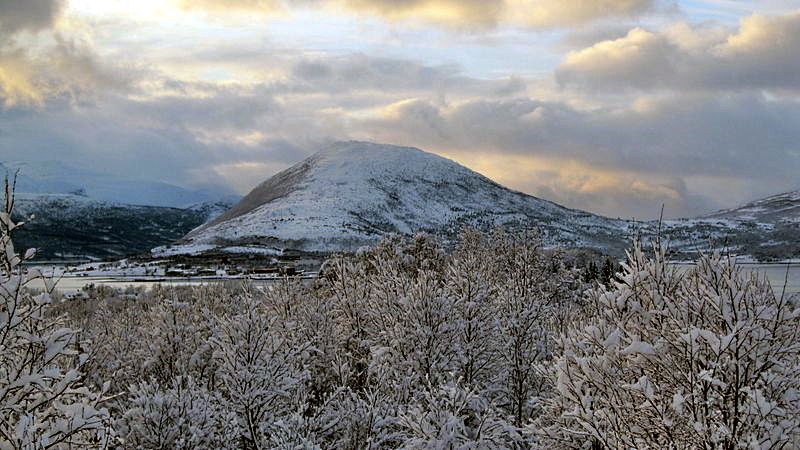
[0,179,113,448]
[395,380,522,448]
[444,230,501,391]
[489,230,582,428]
[211,295,310,448]
[539,241,800,449]
[118,376,238,449]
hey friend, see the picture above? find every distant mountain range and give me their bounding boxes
[5,144,798,262]
[1,160,238,208]
[3,161,237,260]
[169,141,799,261]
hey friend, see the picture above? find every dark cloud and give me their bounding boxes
[0,1,135,107]
[0,0,63,35]
[290,54,463,93]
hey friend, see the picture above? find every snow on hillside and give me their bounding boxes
[176,141,634,254]
[661,189,800,261]
[1,161,239,260]
[11,193,215,261]
[704,190,800,223]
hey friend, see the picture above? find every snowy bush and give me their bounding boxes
[118,376,238,449]
[539,241,800,449]
[211,295,310,448]
[395,380,522,448]
[0,179,113,448]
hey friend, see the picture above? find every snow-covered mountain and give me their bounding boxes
[171,141,634,255]
[662,190,800,261]
[704,190,800,223]
[167,142,799,261]
[2,160,236,208]
[12,193,215,261]
[2,160,239,260]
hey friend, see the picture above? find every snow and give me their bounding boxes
[174,141,630,254]
[152,244,217,257]
[166,142,797,260]
[220,246,283,256]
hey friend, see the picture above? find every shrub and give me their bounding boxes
[539,241,800,449]
[0,179,113,448]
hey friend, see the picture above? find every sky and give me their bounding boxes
[0,0,798,219]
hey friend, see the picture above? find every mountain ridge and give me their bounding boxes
[170,141,798,261]
[2,160,240,260]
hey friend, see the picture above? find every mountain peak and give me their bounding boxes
[179,142,628,254]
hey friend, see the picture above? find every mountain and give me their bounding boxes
[662,190,800,261]
[1,160,236,208]
[170,141,634,255]
[704,190,800,223]
[11,193,215,261]
[1,161,239,261]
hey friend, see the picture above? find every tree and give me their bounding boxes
[539,241,800,449]
[583,260,598,283]
[491,230,580,428]
[0,178,113,448]
[600,257,614,286]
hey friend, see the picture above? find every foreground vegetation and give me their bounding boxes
[3,182,800,449]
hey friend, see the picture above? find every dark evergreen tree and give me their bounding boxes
[600,257,615,286]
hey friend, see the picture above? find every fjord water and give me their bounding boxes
[31,263,800,297]
[672,263,800,297]
[745,263,800,297]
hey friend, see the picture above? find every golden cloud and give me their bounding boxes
[0,51,43,107]
[509,0,655,28]
[176,0,286,15]
[173,0,658,28]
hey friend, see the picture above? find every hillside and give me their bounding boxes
[662,190,800,261]
[11,193,216,261]
[2,160,238,261]
[170,141,634,255]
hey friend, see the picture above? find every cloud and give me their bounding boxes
[0,0,64,34]
[455,154,719,218]
[175,0,662,28]
[291,54,463,92]
[557,11,800,91]
[0,0,134,108]
[3,3,798,219]
[507,0,658,28]
[354,92,800,215]
[4,67,798,218]
[0,50,43,106]
[0,35,137,108]
[0,0,63,107]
